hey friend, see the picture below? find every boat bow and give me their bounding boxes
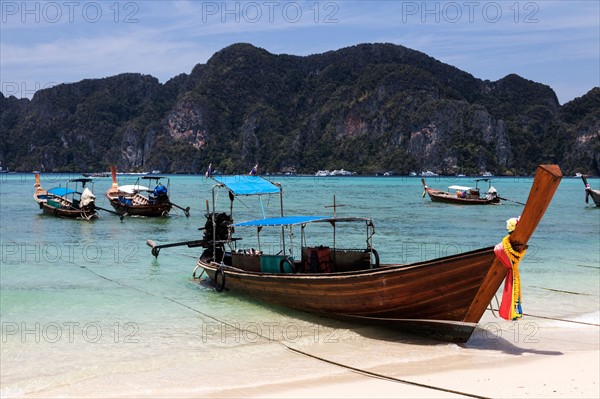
[464,165,562,323]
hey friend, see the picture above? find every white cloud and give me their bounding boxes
[1,0,598,102]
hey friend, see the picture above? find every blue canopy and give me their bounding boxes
[233,216,372,227]
[48,187,76,197]
[212,175,281,196]
[233,215,330,227]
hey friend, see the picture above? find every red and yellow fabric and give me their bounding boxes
[494,217,527,320]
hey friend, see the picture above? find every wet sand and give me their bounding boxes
[9,315,598,399]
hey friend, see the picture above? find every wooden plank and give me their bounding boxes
[463,164,562,323]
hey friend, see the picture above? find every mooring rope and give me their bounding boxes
[488,306,600,327]
[284,346,490,399]
[75,263,490,399]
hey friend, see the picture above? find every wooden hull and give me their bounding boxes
[106,165,173,217]
[425,189,499,205]
[105,187,172,217]
[192,165,562,342]
[582,176,600,207]
[197,247,498,342]
[106,196,172,217]
[588,189,600,207]
[39,202,98,219]
[34,188,97,220]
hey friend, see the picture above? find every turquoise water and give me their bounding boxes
[1,172,598,396]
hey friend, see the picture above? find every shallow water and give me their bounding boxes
[1,172,598,397]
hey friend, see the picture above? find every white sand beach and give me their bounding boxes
[257,349,599,399]
[6,314,597,399]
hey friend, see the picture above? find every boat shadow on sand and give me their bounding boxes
[193,279,563,357]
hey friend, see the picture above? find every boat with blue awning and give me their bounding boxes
[33,174,98,219]
[148,166,563,342]
[105,165,190,217]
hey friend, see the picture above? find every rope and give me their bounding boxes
[498,196,526,206]
[75,246,598,397]
[488,294,500,318]
[284,346,490,399]
[488,308,600,327]
[74,263,490,399]
[520,313,600,327]
[530,286,594,296]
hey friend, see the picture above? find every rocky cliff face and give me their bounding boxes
[1,43,598,175]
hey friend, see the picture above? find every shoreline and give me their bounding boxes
[256,349,600,399]
[4,319,598,399]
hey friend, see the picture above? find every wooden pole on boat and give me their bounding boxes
[95,205,125,221]
[463,165,563,324]
[110,165,118,189]
[168,201,190,217]
[146,239,207,257]
[582,175,590,204]
[325,195,346,251]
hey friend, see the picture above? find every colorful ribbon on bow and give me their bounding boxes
[494,217,527,320]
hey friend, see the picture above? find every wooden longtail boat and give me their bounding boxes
[581,175,600,207]
[422,178,501,205]
[33,174,98,220]
[105,166,189,217]
[149,165,562,342]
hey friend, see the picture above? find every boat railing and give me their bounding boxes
[301,246,374,273]
[229,251,292,273]
[225,246,375,274]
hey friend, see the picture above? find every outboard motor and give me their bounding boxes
[486,186,498,200]
[200,212,232,262]
[151,183,169,203]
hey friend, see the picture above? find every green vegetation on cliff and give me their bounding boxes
[1,43,598,175]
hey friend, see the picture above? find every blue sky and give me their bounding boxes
[1,0,598,104]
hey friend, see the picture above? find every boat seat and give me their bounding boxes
[132,193,149,205]
[302,247,371,272]
[47,199,61,208]
[302,246,332,273]
[231,251,261,272]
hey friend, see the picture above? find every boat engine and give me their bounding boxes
[198,212,231,262]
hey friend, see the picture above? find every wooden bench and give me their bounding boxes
[301,247,371,273]
[132,194,149,205]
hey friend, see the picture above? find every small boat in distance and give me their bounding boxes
[315,169,354,176]
[419,170,438,177]
[82,172,110,178]
[33,174,98,220]
[105,166,189,217]
[330,169,354,176]
[581,175,600,207]
[148,165,562,342]
[422,178,500,205]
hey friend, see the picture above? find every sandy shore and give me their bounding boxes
[257,349,599,398]
[253,318,600,399]
[4,316,598,399]
[251,315,600,399]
